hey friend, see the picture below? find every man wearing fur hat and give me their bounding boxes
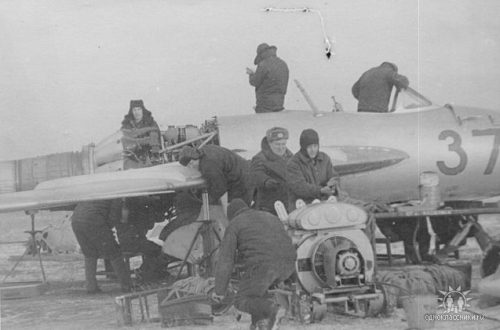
[286,129,339,212]
[352,62,409,113]
[121,100,161,167]
[178,145,253,205]
[251,127,293,214]
[212,199,295,330]
[246,43,289,113]
[287,129,386,243]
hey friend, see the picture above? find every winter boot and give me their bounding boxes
[84,257,102,294]
[110,256,133,293]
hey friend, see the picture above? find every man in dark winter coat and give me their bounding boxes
[158,190,202,242]
[352,62,409,113]
[178,145,252,205]
[247,43,289,113]
[286,129,339,212]
[212,199,295,330]
[71,200,132,293]
[121,99,161,167]
[116,196,168,282]
[287,129,385,242]
[251,127,293,214]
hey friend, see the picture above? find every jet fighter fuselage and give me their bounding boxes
[218,91,500,204]
[1,88,499,213]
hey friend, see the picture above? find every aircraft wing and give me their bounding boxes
[0,163,205,214]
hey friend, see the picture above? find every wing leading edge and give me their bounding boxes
[0,163,205,214]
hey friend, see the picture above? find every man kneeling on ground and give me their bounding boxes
[211,199,296,330]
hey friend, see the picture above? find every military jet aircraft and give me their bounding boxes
[0,86,499,269]
[1,86,499,319]
[1,86,499,211]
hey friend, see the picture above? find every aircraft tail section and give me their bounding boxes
[0,146,94,194]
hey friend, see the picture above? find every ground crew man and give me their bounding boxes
[352,62,409,113]
[120,99,161,167]
[212,199,296,330]
[251,127,293,214]
[286,129,339,211]
[116,196,168,282]
[247,43,289,113]
[71,199,132,293]
[287,129,383,241]
[178,145,253,205]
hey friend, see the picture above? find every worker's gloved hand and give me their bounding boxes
[327,177,338,188]
[320,186,334,196]
[327,178,339,194]
[265,179,281,190]
[211,292,225,303]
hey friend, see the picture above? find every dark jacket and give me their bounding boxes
[198,145,252,205]
[115,197,162,259]
[352,62,409,113]
[286,151,338,211]
[214,206,296,295]
[71,200,123,259]
[120,108,161,147]
[249,47,289,113]
[251,137,293,212]
[72,200,122,228]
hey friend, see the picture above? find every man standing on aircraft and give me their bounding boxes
[211,198,295,330]
[352,62,409,113]
[246,43,289,113]
[178,145,253,205]
[71,199,133,294]
[121,99,162,167]
[251,127,293,214]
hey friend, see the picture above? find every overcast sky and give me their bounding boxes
[1,0,500,160]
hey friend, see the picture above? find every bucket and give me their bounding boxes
[401,295,437,329]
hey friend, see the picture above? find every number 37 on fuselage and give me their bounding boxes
[218,87,500,204]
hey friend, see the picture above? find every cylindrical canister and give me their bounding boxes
[419,171,441,209]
